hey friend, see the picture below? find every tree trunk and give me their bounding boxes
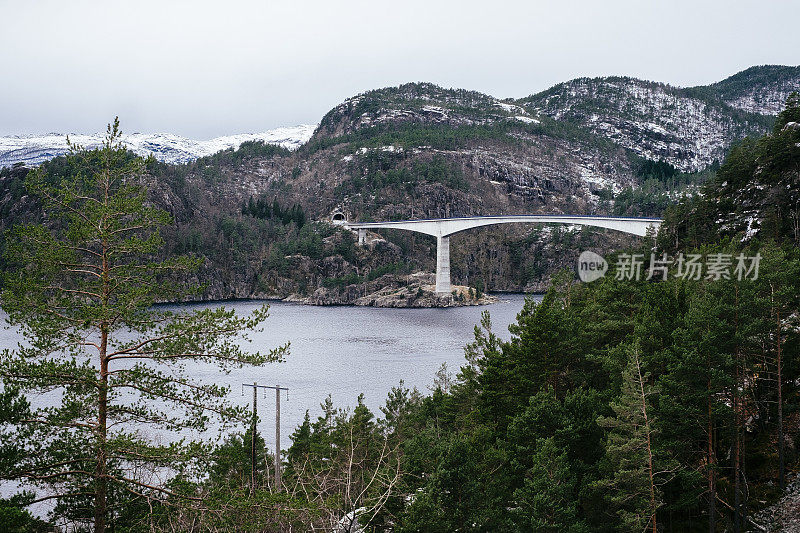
[777,308,784,490]
[96,326,108,533]
[96,215,110,533]
[636,352,658,533]
[734,287,741,533]
[742,422,748,528]
[734,371,741,533]
[708,392,716,533]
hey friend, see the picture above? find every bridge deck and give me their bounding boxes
[338,214,662,293]
[342,215,662,238]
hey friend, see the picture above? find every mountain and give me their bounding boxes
[290,82,650,228]
[3,66,797,176]
[0,125,316,167]
[2,65,798,302]
[519,77,773,172]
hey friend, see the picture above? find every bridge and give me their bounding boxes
[334,214,662,294]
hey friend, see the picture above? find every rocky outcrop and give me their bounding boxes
[316,83,515,137]
[752,474,800,532]
[285,272,498,307]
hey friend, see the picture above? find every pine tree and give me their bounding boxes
[597,345,666,533]
[0,387,54,531]
[512,437,587,533]
[749,244,800,490]
[0,119,287,532]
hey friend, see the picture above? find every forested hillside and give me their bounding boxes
[11,94,793,532]
[660,92,800,249]
[702,65,800,115]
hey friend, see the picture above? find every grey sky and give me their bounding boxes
[1,0,798,139]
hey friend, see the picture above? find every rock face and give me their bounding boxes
[281,85,640,226]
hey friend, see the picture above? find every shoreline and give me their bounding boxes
[155,272,545,309]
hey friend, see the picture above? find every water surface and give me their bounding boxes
[2,294,537,449]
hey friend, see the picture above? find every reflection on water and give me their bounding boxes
[1,294,539,448]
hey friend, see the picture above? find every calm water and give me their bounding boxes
[1,294,537,449]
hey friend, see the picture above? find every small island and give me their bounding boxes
[284,271,498,307]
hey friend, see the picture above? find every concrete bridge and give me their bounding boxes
[334,214,662,293]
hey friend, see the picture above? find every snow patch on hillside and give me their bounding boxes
[728,92,795,116]
[530,78,767,171]
[514,116,540,124]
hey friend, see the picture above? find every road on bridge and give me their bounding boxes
[335,214,662,294]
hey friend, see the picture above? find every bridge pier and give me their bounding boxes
[358,229,366,245]
[435,235,450,294]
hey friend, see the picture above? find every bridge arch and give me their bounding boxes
[343,215,661,293]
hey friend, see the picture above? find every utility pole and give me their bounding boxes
[252,382,258,491]
[275,385,282,491]
[243,382,259,493]
[242,382,289,492]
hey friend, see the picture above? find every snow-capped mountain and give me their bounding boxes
[0,124,317,168]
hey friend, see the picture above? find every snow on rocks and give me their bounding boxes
[528,77,768,172]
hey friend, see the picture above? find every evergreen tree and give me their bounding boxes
[512,437,588,533]
[664,277,735,532]
[505,387,604,533]
[597,345,667,533]
[0,119,286,532]
[748,244,800,490]
[0,387,54,532]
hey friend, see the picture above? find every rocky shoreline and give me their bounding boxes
[283,272,498,308]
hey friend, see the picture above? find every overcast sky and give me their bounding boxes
[1,0,798,139]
